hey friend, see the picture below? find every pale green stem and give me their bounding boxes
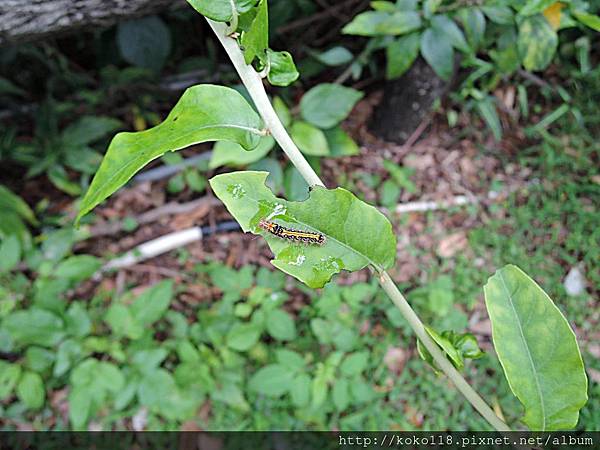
[207,19,323,188]
[207,17,510,432]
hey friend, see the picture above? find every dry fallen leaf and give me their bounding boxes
[384,347,408,375]
[437,232,468,258]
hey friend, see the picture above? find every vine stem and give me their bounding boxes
[206,18,510,432]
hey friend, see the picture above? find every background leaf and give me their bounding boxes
[484,265,588,430]
[421,27,454,81]
[77,85,262,223]
[300,84,364,129]
[117,16,172,72]
[518,15,558,71]
[210,171,396,288]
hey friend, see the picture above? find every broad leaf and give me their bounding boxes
[484,265,588,430]
[210,171,396,288]
[291,122,330,156]
[77,85,262,223]
[117,16,172,72]
[209,136,275,169]
[573,11,600,31]
[421,28,454,81]
[241,0,268,64]
[17,371,45,410]
[431,15,469,52]
[186,0,258,22]
[459,7,486,50]
[342,11,421,36]
[518,14,558,71]
[386,32,420,79]
[248,364,293,396]
[300,84,364,129]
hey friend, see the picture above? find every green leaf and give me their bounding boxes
[275,349,305,371]
[573,11,600,31]
[77,85,262,223]
[431,15,469,52]
[130,280,173,327]
[284,166,310,201]
[61,116,122,147]
[25,347,55,372]
[313,46,353,66]
[17,371,45,410]
[249,364,294,396]
[0,185,37,226]
[324,127,360,157]
[241,0,268,64]
[0,235,21,273]
[459,7,486,50]
[209,136,275,169]
[69,385,91,429]
[386,32,420,79]
[518,0,556,16]
[117,16,171,72]
[48,165,81,196]
[290,373,311,407]
[273,97,291,127]
[420,27,454,81]
[300,84,364,129]
[0,362,21,399]
[342,11,421,36]
[105,304,143,339]
[481,6,515,25]
[518,14,557,71]
[332,378,350,411]
[55,255,101,281]
[210,171,396,288]
[186,0,258,21]
[226,322,261,351]
[476,97,502,141]
[54,339,84,377]
[342,11,390,36]
[266,50,300,87]
[4,308,65,347]
[340,352,369,376]
[484,265,588,430]
[266,309,297,341]
[291,122,330,156]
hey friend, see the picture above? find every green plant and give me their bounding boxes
[342,0,600,139]
[74,0,588,432]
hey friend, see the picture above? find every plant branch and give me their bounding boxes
[206,19,323,188]
[378,272,510,431]
[207,17,509,432]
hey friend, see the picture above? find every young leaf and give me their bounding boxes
[518,14,558,71]
[484,265,588,430]
[266,309,297,341]
[300,84,364,129]
[266,50,300,87]
[459,7,486,50]
[209,171,396,288]
[77,85,262,223]
[241,0,268,64]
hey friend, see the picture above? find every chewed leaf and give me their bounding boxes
[484,265,588,430]
[77,85,262,224]
[210,171,396,288]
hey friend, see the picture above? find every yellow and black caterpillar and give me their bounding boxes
[258,219,326,246]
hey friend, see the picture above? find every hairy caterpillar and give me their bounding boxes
[258,219,326,246]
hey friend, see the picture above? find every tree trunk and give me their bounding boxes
[370,58,449,144]
[0,0,186,45]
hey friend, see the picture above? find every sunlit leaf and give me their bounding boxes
[210,171,396,288]
[484,265,588,430]
[77,85,262,223]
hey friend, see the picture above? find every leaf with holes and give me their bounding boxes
[484,265,588,430]
[77,85,262,224]
[210,171,396,288]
